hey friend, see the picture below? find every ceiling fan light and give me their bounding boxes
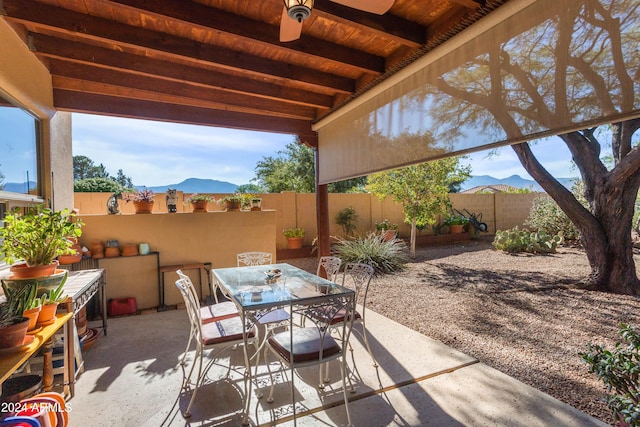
[283,0,314,23]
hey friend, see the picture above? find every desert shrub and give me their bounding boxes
[525,194,580,241]
[492,226,563,254]
[335,206,358,237]
[580,324,640,426]
[332,232,409,275]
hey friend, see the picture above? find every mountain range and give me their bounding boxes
[3,175,577,194]
[140,178,238,193]
[460,174,577,192]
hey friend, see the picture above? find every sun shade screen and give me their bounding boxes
[313,0,640,184]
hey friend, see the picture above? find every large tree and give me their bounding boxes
[423,0,639,294]
[368,154,470,258]
[73,155,133,189]
[253,140,367,193]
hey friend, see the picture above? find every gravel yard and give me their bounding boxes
[285,237,640,426]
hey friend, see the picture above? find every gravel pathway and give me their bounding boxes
[284,238,640,426]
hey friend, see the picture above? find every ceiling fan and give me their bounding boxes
[280,0,395,42]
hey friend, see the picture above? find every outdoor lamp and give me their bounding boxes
[283,0,314,22]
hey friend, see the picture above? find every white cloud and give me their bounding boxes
[72,113,294,186]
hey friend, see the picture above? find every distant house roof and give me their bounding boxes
[461,184,520,194]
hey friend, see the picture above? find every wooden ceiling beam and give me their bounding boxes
[4,0,354,93]
[108,0,384,74]
[312,2,425,47]
[53,89,317,137]
[49,61,319,120]
[30,34,335,109]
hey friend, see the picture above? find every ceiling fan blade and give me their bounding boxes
[331,0,394,14]
[280,7,303,42]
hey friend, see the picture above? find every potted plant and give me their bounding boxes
[35,276,68,327]
[375,219,398,241]
[184,194,215,212]
[0,206,83,279]
[0,296,29,349]
[218,194,245,211]
[283,227,305,249]
[580,324,640,427]
[124,189,155,213]
[2,282,41,332]
[444,214,468,234]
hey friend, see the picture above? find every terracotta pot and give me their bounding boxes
[381,230,398,241]
[286,237,303,249]
[133,200,154,214]
[449,224,464,234]
[36,303,59,326]
[191,200,208,212]
[57,245,82,265]
[9,262,58,279]
[121,244,138,257]
[90,241,105,259]
[0,317,29,348]
[23,306,42,331]
[224,201,241,211]
[104,246,120,258]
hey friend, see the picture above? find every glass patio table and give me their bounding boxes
[212,262,355,425]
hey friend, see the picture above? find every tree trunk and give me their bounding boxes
[410,218,416,258]
[511,127,640,295]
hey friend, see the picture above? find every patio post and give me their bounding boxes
[314,147,331,261]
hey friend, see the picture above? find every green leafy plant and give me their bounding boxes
[0,301,24,328]
[218,193,250,210]
[184,193,215,203]
[2,282,40,314]
[525,194,580,241]
[335,207,358,237]
[283,227,305,238]
[580,324,640,426]
[492,226,563,253]
[124,188,155,203]
[333,231,409,275]
[444,214,469,226]
[0,206,83,267]
[375,219,398,232]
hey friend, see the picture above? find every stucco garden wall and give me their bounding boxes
[75,191,541,247]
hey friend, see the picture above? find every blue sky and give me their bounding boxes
[71,113,579,187]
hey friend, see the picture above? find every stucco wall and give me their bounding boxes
[79,210,276,308]
[75,191,541,248]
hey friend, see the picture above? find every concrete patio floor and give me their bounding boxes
[68,307,608,426]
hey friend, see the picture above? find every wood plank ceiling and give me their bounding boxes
[1,0,511,146]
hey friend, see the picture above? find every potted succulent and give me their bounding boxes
[0,206,83,279]
[0,295,29,349]
[283,227,305,249]
[444,214,468,234]
[124,189,155,213]
[2,281,41,332]
[184,194,215,213]
[375,219,398,241]
[34,276,68,327]
[580,324,640,427]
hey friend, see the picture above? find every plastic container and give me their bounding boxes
[108,298,137,317]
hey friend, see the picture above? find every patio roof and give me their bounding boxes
[0,0,511,146]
